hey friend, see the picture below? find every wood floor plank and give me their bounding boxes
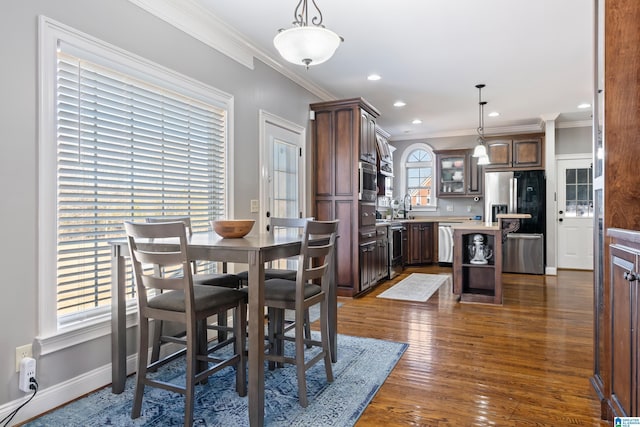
[331,266,607,426]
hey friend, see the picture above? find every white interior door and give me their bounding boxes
[259,110,305,234]
[557,157,593,270]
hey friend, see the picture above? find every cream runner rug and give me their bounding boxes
[377,273,451,302]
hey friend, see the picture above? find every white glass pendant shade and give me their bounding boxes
[472,143,488,158]
[274,26,342,67]
[477,154,490,165]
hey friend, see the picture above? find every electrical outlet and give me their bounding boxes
[16,344,32,372]
[19,357,36,393]
[467,205,472,212]
[250,199,259,213]
[446,205,454,212]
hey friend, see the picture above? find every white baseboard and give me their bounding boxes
[0,354,138,425]
[545,266,557,275]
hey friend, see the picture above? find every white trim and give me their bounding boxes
[390,123,545,142]
[258,110,307,231]
[38,15,234,353]
[127,0,337,102]
[556,153,592,160]
[128,0,255,69]
[545,266,557,276]
[557,120,592,129]
[36,309,138,356]
[397,142,437,210]
[0,354,137,426]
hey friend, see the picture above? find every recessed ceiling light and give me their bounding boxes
[488,111,500,117]
[412,119,422,125]
[367,74,381,81]
[393,101,406,107]
[578,103,591,109]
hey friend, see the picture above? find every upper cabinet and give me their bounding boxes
[360,109,377,165]
[435,149,483,198]
[484,135,544,170]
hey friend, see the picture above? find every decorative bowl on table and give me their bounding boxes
[211,219,255,238]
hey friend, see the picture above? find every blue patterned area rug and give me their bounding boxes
[25,334,407,426]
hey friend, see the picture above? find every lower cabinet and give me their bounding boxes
[375,227,389,283]
[406,222,436,265]
[359,228,377,293]
[452,227,503,305]
[608,229,640,418]
[359,227,389,293]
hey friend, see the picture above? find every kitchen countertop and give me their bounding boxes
[376,216,473,225]
[451,221,501,231]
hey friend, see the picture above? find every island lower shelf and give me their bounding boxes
[452,226,503,305]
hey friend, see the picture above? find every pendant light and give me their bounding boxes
[274,0,343,69]
[472,84,490,165]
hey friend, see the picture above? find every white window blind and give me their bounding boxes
[55,48,227,320]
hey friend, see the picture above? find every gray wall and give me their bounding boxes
[556,126,593,155]
[0,0,321,407]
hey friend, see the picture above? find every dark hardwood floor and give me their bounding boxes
[333,265,606,426]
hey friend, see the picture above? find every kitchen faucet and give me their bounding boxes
[403,193,412,219]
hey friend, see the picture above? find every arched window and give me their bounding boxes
[400,143,436,210]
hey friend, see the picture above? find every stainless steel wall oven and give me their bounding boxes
[358,161,377,202]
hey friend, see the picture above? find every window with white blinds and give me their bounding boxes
[54,45,229,322]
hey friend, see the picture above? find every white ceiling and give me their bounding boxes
[195,0,594,140]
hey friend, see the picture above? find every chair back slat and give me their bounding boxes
[296,220,339,293]
[145,216,193,236]
[125,221,193,305]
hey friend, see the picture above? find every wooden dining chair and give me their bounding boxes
[144,216,240,362]
[237,217,314,342]
[263,219,339,407]
[124,221,247,426]
[144,216,240,287]
[236,217,313,284]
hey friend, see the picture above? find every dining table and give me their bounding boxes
[109,230,338,427]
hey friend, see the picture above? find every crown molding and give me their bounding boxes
[127,0,336,101]
[556,120,592,129]
[390,122,545,142]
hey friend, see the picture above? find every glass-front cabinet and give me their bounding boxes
[435,149,482,197]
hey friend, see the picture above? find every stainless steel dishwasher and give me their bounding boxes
[438,223,455,265]
[503,233,544,274]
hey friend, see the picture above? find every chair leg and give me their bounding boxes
[295,309,309,407]
[131,316,149,419]
[234,300,247,396]
[267,308,285,370]
[150,319,163,368]
[320,301,334,383]
[217,311,228,342]
[183,320,197,427]
[304,308,312,349]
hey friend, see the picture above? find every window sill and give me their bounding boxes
[36,307,138,356]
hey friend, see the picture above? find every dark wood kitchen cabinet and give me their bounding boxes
[591,1,640,422]
[359,229,376,292]
[434,149,482,197]
[311,98,381,297]
[360,109,377,165]
[406,222,436,265]
[484,134,544,170]
[607,229,640,418]
[375,227,389,283]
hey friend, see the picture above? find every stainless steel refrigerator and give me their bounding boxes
[484,170,546,274]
